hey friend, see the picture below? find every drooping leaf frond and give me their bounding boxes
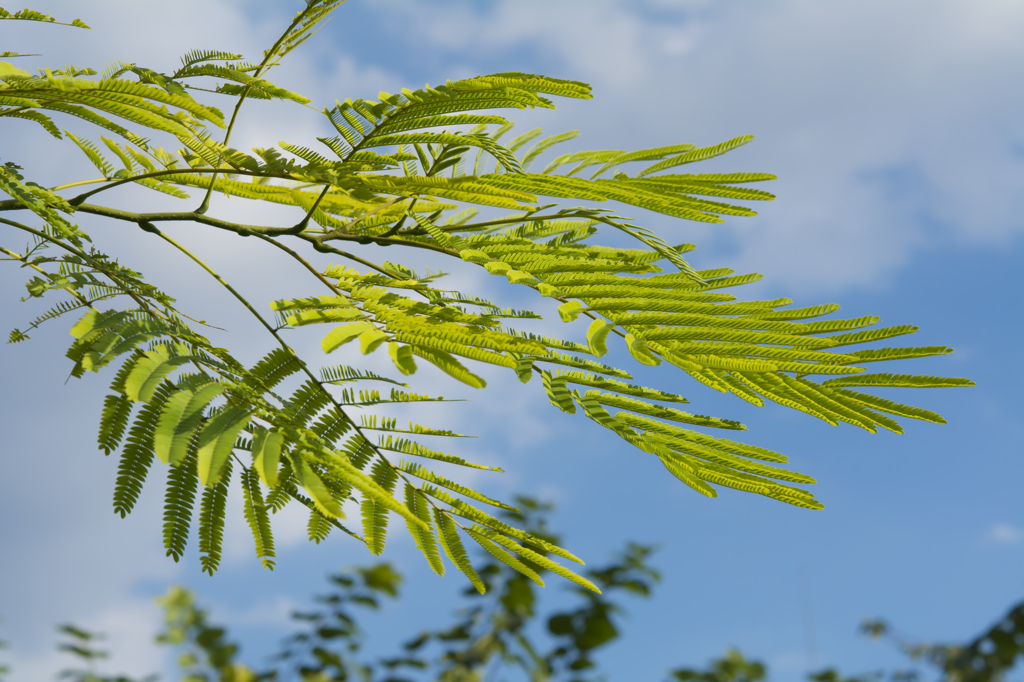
[198,458,231,575]
[162,445,199,562]
[241,466,276,569]
[113,381,172,517]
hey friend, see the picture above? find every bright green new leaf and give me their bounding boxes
[316,447,428,530]
[541,371,576,414]
[154,382,225,465]
[251,428,285,488]
[388,342,418,375]
[460,249,490,264]
[586,318,615,356]
[404,485,445,575]
[625,333,661,366]
[412,346,487,388]
[322,321,376,353]
[359,327,387,354]
[506,269,539,285]
[513,354,534,384]
[196,406,251,486]
[0,61,30,78]
[124,347,191,403]
[537,282,566,298]
[466,527,544,587]
[474,525,600,594]
[290,452,344,518]
[558,300,585,322]
[484,261,512,275]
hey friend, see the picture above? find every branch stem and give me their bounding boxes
[0,199,460,257]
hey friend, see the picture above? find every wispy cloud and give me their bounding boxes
[984,523,1023,545]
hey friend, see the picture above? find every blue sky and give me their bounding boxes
[1,1,1022,680]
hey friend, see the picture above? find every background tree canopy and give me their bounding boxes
[10,499,1024,681]
[0,1,1019,679]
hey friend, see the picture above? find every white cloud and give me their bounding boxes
[362,0,1024,293]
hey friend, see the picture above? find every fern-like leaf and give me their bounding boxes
[240,466,276,569]
[638,135,754,177]
[404,484,445,575]
[399,462,516,511]
[821,373,975,389]
[307,507,333,544]
[433,509,485,594]
[361,459,397,554]
[466,527,544,586]
[197,457,231,575]
[376,435,500,471]
[162,445,199,562]
[113,382,173,517]
[827,387,947,424]
[471,525,599,594]
[97,393,133,455]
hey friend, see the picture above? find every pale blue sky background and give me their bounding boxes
[1,1,1022,681]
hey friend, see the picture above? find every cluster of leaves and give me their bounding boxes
[0,0,972,591]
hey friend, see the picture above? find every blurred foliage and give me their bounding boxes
[849,601,1024,682]
[670,648,767,682]
[0,628,7,682]
[5,499,1021,681]
[53,623,156,682]
[268,496,662,682]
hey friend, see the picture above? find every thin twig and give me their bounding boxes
[196,2,323,214]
